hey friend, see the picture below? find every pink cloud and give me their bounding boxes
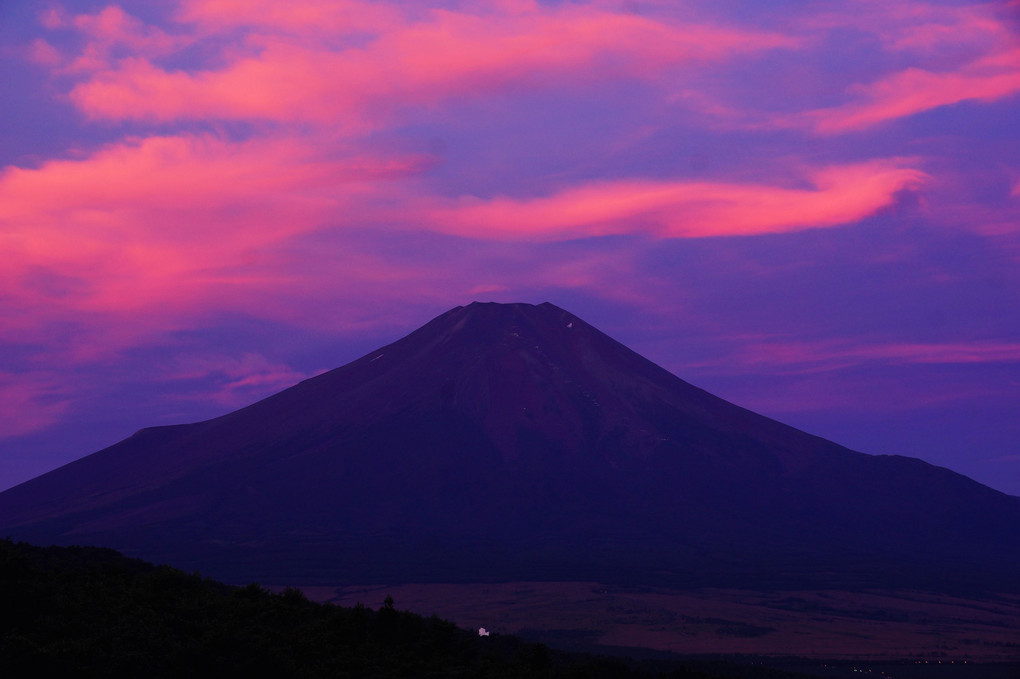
[62,2,796,126]
[72,6,180,50]
[798,59,1020,134]
[27,38,62,67]
[886,14,1007,52]
[799,1,1015,55]
[424,160,927,240]
[776,2,1020,134]
[0,132,426,244]
[0,132,431,355]
[57,6,191,74]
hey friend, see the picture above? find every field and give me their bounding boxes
[298,582,1020,663]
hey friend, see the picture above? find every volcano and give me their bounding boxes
[2,302,1018,592]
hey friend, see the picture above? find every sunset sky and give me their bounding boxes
[2,0,1019,496]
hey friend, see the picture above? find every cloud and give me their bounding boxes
[0,134,328,297]
[804,1,1015,53]
[71,6,183,54]
[51,5,192,73]
[27,39,63,67]
[61,2,796,127]
[797,58,1020,134]
[424,160,927,240]
[778,2,1020,134]
[0,131,429,354]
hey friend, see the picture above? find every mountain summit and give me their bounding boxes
[2,302,1018,591]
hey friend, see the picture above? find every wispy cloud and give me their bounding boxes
[60,2,796,127]
[803,1,1016,53]
[794,56,1020,134]
[423,160,927,240]
[777,2,1020,134]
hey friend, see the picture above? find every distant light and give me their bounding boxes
[478,627,490,637]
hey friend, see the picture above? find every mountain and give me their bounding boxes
[1,302,1018,592]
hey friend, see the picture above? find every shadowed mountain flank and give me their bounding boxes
[1,302,1018,591]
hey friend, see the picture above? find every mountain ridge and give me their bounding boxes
[1,302,1017,592]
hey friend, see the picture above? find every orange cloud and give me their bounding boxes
[63,2,796,126]
[425,160,927,240]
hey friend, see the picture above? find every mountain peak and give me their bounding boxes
[1,303,1018,591]
[432,300,576,336]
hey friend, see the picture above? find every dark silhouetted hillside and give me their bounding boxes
[0,538,813,679]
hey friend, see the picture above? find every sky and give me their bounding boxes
[1,0,1018,496]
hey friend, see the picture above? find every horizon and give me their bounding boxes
[1,0,1019,497]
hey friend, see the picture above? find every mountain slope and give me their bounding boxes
[1,302,1017,591]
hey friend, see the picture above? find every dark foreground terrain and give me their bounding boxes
[2,540,1016,679]
[323,581,1020,662]
[1,539,821,679]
